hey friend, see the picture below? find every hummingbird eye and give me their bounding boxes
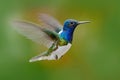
[69,22,74,27]
[70,22,74,24]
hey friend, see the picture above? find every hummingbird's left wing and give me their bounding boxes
[39,14,63,33]
[12,20,58,48]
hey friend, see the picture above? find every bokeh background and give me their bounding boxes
[0,0,120,80]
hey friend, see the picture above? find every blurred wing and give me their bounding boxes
[12,20,53,48]
[29,43,72,62]
[39,14,62,33]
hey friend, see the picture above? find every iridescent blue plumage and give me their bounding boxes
[12,14,90,62]
[60,19,79,43]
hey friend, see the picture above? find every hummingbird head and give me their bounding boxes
[61,19,90,43]
[63,19,90,31]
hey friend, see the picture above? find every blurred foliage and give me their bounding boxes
[0,0,120,80]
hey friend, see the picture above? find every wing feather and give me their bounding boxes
[12,20,53,48]
[39,14,62,32]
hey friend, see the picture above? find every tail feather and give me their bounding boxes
[29,51,57,62]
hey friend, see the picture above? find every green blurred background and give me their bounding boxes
[0,0,120,80]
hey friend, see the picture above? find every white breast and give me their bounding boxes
[58,29,63,34]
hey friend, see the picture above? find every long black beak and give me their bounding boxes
[78,21,91,24]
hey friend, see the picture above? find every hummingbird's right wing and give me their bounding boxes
[39,14,63,33]
[12,20,58,48]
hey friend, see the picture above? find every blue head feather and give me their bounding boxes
[60,19,79,43]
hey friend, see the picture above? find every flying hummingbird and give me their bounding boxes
[12,14,90,62]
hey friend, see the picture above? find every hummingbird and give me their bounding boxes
[12,14,90,62]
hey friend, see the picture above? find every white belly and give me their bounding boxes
[29,43,71,62]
